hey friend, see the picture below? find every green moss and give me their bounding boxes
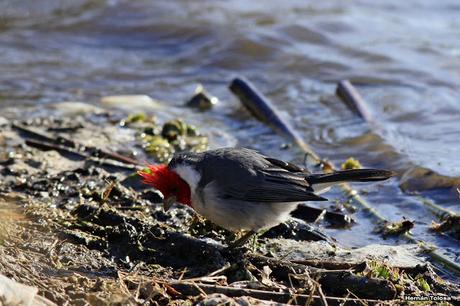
[143,135,174,163]
[161,119,188,141]
[341,157,362,170]
[416,277,431,292]
[366,261,400,282]
[127,113,147,123]
[125,116,209,162]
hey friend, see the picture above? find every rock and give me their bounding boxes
[400,166,460,192]
[185,85,218,111]
[264,239,425,268]
[0,273,57,306]
[0,116,9,127]
[100,95,163,111]
[49,102,105,116]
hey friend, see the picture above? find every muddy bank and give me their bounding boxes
[0,103,458,305]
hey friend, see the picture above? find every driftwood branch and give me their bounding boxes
[336,80,373,122]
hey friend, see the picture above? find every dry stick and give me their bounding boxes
[207,263,232,277]
[24,139,139,171]
[312,279,329,306]
[169,281,382,306]
[289,259,357,271]
[12,122,75,146]
[229,77,460,277]
[12,122,141,166]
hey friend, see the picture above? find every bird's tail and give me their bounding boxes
[307,169,395,194]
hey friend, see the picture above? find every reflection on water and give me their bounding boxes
[1,0,459,261]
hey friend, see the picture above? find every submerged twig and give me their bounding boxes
[336,80,373,122]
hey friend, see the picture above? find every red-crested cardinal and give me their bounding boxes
[139,147,394,245]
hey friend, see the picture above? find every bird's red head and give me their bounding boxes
[138,164,191,208]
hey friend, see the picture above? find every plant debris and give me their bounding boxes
[375,218,415,238]
[341,157,362,170]
[128,116,209,162]
[430,215,460,240]
[185,84,219,111]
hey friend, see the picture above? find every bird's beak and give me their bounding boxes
[163,195,177,211]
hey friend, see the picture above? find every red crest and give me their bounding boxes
[138,164,191,206]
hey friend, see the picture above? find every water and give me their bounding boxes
[1,0,460,270]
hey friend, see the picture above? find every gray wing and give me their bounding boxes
[221,180,327,202]
[195,148,327,203]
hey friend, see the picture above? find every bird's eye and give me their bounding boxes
[170,187,178,194]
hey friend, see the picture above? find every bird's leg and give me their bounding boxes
[229,230,257,249]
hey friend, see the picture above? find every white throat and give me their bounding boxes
[172,165,201,194]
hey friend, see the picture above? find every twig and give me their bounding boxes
[345,289,369,306]
[100,179,117,206]
[12,122,75,147]
[287,272,299,305]
[169,281,381,306]
[178,268,188,281]
[13,122,141,166]
[25,139,85,159]
[289,259,357,271]
[312,278,329,306]
[24,139,138,171]
[417,196,457,219]
[313,209,327,224]
[180,276,227,284]
[207,263,232,277]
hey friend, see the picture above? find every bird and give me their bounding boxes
[139,147,394,246]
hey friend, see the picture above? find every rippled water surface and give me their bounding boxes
[1,0,460,272]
